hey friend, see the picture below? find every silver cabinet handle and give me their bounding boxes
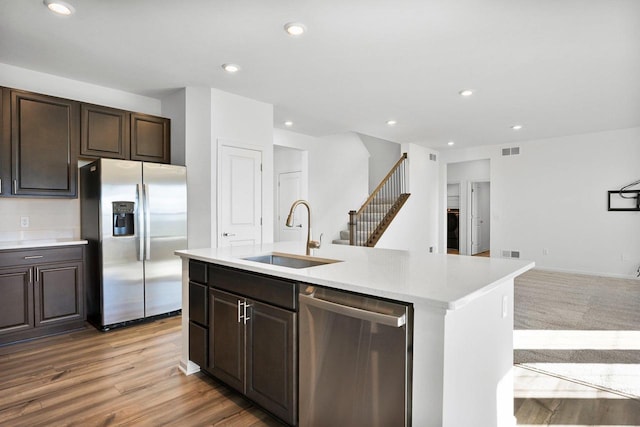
[237,300,251,324]
[24,255,44,260]
[222,232,236,237]
[243,302,251,324]
[299,293,406,327]
[13,179,17,194]
[295,224,303,228]
[0,178,2,194]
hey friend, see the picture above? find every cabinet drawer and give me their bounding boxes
[189,281,208,326]
[189,260,208,284]
[0,246,83,268]
[209,265,297,311]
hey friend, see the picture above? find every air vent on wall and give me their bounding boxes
[502,250,520,258]
[502,147,520,156]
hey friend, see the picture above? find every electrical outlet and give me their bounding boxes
[543,248,549,255]
[20,216,29,228]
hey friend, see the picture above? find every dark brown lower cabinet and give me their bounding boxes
[245,299,297,425]
[0,266,33,335]
[208,287,297,426]
[0,246,85,345]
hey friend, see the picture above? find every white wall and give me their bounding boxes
[0,63,162,242]
[358,133,401,192]
[161,89,186,166]
[274,129,369,242]
[441,127,640,278]
[376,143,441,252]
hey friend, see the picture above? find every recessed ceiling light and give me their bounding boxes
[459,89,474,97]
[511,124,523,130]
[222,63,241,73]
[448,141,455,146]
[44,0,74,15]
[284,22,306,36]
[386,120,397,126]
[284,121,293,127]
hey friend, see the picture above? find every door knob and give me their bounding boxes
[222,232,236,237]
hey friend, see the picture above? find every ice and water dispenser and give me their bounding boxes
[112,202,135,236]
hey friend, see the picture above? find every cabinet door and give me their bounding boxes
[10,90,79,197]
[246,300,297,425]
[130,113,170,163]
[0,266,33,335]
[209,288,245,392]
[34,261,83,327]
[81,104,129,159]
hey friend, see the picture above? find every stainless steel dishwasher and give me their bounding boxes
[299,284,412,427]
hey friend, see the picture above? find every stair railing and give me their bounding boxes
[349,153,409,246]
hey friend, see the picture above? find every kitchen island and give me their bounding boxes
[176,242,534,427]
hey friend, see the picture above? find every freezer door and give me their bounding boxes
[142,163,187,317]
[100,159,145,325]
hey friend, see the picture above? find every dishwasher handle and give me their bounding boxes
[299,293,406,327]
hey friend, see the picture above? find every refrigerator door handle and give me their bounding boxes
[136,184,144,261]
[143,183,151,261]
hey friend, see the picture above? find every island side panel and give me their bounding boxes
[411,303,447,426]
[179,257,201,375]
[442,278,515,427]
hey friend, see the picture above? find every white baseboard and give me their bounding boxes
[178,359,201,376]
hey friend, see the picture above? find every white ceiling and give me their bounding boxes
[1,0,639,149]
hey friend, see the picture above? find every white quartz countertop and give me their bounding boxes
[0,239,88,251]
[175,242,534,310]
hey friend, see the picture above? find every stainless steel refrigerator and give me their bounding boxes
[80,158,187,330]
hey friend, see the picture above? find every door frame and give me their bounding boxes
[216,139,264,248]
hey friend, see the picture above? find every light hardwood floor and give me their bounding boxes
[0,318,282,427]
[2,269,640,426]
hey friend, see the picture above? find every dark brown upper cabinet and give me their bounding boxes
[130,113,170,164]
[6,89,79,198]
[80,104,129,159]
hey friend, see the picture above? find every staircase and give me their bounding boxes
[333,153,410,247]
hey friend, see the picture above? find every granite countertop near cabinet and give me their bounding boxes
[176,241,534,310]
[0,239,88,251]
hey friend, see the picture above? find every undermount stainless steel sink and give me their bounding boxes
[242,252,341,269]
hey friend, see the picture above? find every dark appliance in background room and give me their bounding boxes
[447,208,459,250]
[80,158,187,330]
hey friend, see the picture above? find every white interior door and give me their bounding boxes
[469,181,490,255]
[470,182,481,255]
[277,171,305,242]
[219,145,262,247]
